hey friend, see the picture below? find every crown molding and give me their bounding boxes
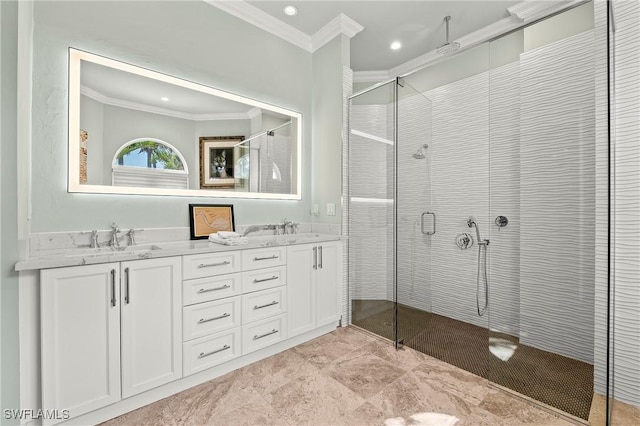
[508,0,579,22]
[312,13,364,52]
[204,0,312,51]
[204,1,363,53]
[80,85,253,121]
[353,70,391,84]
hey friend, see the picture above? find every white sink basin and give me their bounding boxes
[247,233,323,246]
[65,244,163,257]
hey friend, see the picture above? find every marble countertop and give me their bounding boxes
[15,233,343,271]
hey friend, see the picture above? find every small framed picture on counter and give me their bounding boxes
[189,204,235,239]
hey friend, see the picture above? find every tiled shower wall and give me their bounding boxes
[609,0,640,407]
[518,31,595,364]
[349,31,596,364]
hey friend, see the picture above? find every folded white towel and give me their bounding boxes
[208,234,249,246]
[217,231,242,239]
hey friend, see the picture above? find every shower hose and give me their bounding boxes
[476,241,489,317]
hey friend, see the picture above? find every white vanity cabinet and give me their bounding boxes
[182,252,243,376]
[287,241,342,338]
[41,263,121,424]
[40,257,182,424]
[29,238,341,425]
[120,258,182,398]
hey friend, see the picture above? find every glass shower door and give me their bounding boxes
[347,81,397,340]
[394,78,434,347]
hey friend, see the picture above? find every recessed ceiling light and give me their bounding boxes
[161,97,169,102]
[283,5,298,16]
[390,41,402,50]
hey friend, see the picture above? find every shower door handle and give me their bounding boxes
[421,212,436,235]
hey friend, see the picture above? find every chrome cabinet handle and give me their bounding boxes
[253,255,279,261]
[198,284,230,293]
[254,329,278,340]
[198,313,230,324]
[198,345,230,359]
[124,267,130,304]
[313,247,317,270]
[319,246,323,269]
[198,261,230,268]
[421,212,436,235]
[254,301,278,310]
[253,276,278,283]
[110,269,116,307]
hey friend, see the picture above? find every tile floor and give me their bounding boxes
[102,327,597,426]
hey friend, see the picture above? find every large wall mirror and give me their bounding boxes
[68,48,302,199]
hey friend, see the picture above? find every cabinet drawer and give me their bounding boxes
[242,314,287,355]
[183,327,241,376]
[242,266,286,293]
[242,287,286,324]
[183,251,241,280]
[241,247,286,271]
[183,273,241,306]
[183,296,240,341]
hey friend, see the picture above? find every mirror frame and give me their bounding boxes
[68,48,303,200]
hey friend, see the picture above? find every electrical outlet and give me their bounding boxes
[327,203,336,216]
[312,204,319,215]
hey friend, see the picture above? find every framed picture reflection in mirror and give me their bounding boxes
[199,136,244,189]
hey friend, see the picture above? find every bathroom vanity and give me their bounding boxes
[16,234,342,425]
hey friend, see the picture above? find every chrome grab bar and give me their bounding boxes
[198,284,230,293]
[421,212,436,235]
[198,313,230,324]
[198,345,230,359]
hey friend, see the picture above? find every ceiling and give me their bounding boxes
[245,1,522,71]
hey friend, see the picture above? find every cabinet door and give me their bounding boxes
[286,243,316,337]
[41,263,121,424]
[121,257,182,398]
[316,241,342,327]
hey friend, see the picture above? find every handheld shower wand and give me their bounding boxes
[468,217,489,316]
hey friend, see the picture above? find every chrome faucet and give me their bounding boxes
[242,224,276,237]
[127,229,137,246]
[90,230,100,248]
[110,223,122,248]
[281,219,293,235]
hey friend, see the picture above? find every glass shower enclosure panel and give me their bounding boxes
[487,15,597,421]
[394,79,434,347]
[348,81,396,340]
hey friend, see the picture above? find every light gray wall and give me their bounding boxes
[30,1,313,232]
[1,0,20,421]
[312,35,349,224]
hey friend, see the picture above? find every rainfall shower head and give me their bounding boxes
[437,16,460,55]
[412,144,429,159]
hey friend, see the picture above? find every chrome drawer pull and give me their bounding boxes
[198,284,230,293]
[254,301,278,310]
[253,276,278,283]
[253,255,279,261]
[198,313,230,324]
[198,345,230,359]
[254,329,278,340]
[197,261,231,268]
